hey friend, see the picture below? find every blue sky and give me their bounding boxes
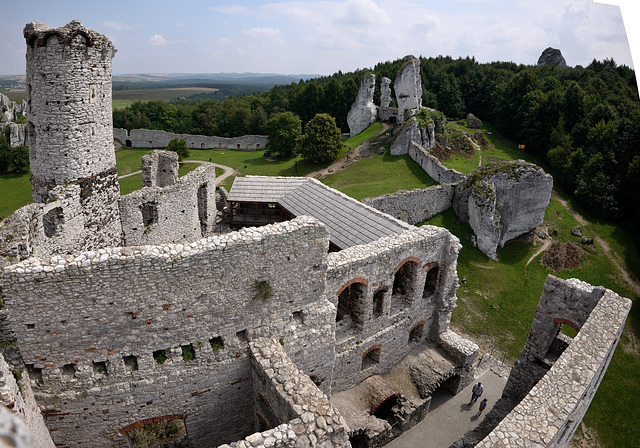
[0,0,638,77]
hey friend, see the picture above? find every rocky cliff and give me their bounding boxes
[394,56,422,123]
[454,161,553,259]
[537,47,567,67]
[347,73,378,136]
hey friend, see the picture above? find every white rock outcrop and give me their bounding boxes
[454,161,553,259]
[380,77,392,108]
[394,56,422,123]
[347,73,377,137]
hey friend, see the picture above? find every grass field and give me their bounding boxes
[441,121,534,174]
[323,151,437,200]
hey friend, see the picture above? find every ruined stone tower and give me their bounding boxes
[24,21,122,248]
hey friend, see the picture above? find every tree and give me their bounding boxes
[166,138,189,161]
[297,113,343,164]
[264,112,302,158]
[0,136,29,175]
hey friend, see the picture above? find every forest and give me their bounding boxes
[112,55,640,236]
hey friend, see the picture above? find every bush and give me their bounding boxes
[166,138,189,161]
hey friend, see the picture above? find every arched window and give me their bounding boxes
[372,287,387,318]
[122,415,188,448]
[392,259,419,303]
[336,281,367,329]
[361,346,381,370]
[423,265,439,297]
[409,322,425,344]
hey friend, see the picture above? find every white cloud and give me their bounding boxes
[103,21,132,31]
[210,5,254,15]
[243,27,283,39]
[217,38,231,45]
[148,34,167,46]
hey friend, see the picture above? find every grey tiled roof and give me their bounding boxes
[227,176,410,249]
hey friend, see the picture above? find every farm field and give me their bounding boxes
[112,87,220,109]
[2,89,25,102]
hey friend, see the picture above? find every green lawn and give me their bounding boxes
[322,151,437,200]
[441,121,535,174]
[0,173,31,220]
[119,162,201,196]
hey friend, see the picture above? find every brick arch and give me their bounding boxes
[41,31,65,47]
[361,344,382,359]
[393,256,421,274]
[120,414,188,434]
[67,30,94,47]
[409,320,426,334]
[336,277,369,296]
[554,317,580,334]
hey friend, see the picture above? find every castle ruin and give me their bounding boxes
[0,22,632,448]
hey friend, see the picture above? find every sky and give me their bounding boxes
[0,0,638,78]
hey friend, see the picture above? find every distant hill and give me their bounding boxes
[112,73,320,91]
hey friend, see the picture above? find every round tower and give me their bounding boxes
[24,20,118,202]
[24,21,122,248]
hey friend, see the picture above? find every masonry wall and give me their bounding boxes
[1,217,332,447]
[408,141,465,185]
[24,22,123,249]
[475,278,631,448]
[325,225,462,391]
[230,338,350,448]
[119,163,217,245]
[0,352,55,448]
[0,182,123,268]
[114,128,268,151]
[362,184,455,225]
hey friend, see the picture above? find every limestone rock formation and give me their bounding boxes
[454,161,553,259]
[390,108,443,155]
[537,47,567,67]
[380,77,392,108]
[467,113,482,129]
[347,73,378,137]
[394,55,422,123]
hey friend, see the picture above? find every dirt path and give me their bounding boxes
[305,123,392,179]
[526,238,552,269]
[554,190,640,297]
[118,160,236,186]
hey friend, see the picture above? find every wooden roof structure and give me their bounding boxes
[226,176,411,250]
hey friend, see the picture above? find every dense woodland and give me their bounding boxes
[112,55,640,235]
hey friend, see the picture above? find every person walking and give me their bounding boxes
[468,382,483,405]
[477,398,488,416]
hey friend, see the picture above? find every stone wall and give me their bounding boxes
[24,21,123,251]
[223,338,351,448]
[141,150,179,188]
[326,225,462,392]
[362,184,455,225]
[114,128,267,151]
[0,353,55,448]
[408,141,465,185]
[0,182,123,268]
[0,217,333,447]
[119,163,217,245]
[474,276,631,448]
